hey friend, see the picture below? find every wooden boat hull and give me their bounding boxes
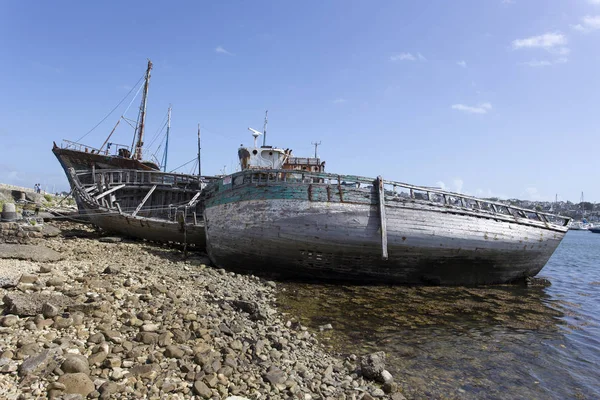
[79,205,206,246]
[53,144,158,176]
[203,173,569,285]
[67,168,208,248]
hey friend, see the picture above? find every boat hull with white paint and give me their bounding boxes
[203,170,570,285]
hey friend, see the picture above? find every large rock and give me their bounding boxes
[99,381,119,398]
[42,224,61,237]
[3,293,72,316]
[42,302,60,318]
[129,364,160,379]
[263,366,287,386]
[57,373,95,397]
[18,348,63,377]
[231,300,268,321]
[360,351,386,381]
[53,315,74,330]
[164,345,185,359]
[0,244,64,262]
[0,276,19,288]
[88,350,107,367]
[61,354,90,375]
[135,332,159,345]
[0,315,19,327]
[193,380,213,398]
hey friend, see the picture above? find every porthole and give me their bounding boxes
[252,150,258,155]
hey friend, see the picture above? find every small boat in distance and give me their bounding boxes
[53,60,160,175]
[569,219,593,231]
[202,131,571,285]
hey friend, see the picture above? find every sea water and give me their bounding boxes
[278,231,600,399]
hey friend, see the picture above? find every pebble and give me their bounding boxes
[0,221,389,400]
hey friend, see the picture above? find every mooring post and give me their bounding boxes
[377,176,388,260]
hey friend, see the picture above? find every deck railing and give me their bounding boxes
[224,169,571,227]
[61,140,131,156]
[74,168,216,188]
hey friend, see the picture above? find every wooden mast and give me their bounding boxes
[162,105,171,172]
[133,59,153,161]
[197,124,202,178]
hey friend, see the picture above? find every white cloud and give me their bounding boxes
[521,57,568,67]
[436,179,464,194]
[453,179,464,194]
[390,52,426,62]
[512,32,569,63]
[451,102,492,114]
[511,32,567,50]
[215,46,233,55]
[390,53,415,61]
[333,98,347,104]
[457,60,467,68]
[572,15,600,32]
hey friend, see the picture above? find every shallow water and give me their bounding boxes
[277,231,600,399]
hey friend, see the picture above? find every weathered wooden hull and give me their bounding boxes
[79,205,206,246]
[53,145,157,175]
[67,168,208,248]
[203,174,568,285]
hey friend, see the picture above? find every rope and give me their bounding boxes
[168,158,197,173]
[75,74,145,143]
[147,119,168,154]
[188,159,198,175]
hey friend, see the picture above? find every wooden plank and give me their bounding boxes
[94,184,125,200]
[377,176,388,260]
[187,191,202,206]
[132,185,157,217]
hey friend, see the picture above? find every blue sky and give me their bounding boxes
[1,0,599,202]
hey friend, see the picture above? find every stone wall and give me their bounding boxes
[0,221,43,244]
[0,183,44,204]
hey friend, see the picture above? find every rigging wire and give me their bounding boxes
[188,159,199,175]
[147,118,169,154]
[75,74,145,143]
[168,158,198,173]
[148,112,169,146]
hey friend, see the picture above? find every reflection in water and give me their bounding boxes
[277,232,600,400]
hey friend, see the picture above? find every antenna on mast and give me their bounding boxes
[262,110,268,147]
[248,128,262,148]
[311,141,322,158]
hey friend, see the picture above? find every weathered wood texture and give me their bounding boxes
[203,172,568,285]
[68,169,208,247]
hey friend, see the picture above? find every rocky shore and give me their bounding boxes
[0,221,404,399]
